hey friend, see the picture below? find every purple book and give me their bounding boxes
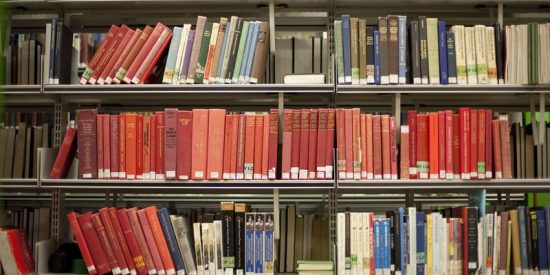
[179,29,195,83]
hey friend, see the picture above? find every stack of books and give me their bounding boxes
[297,260,333,275]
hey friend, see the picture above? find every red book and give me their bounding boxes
[115,209,149,275]
[89,25,130,85]
[281,110,293,180]
[149,115,156,179]
[492,119,503,179]
[470,109,478,179]
[144,206,175,275]
[459,107,471,179]
[325,109,336,179]
[290,110,301,179]
[104,28,138,84]
[98,28,133,84]
[77,109,98,179]
[299,109,310,179]
[67,212,98,274]
[445,110,454,179]
[126,208,157,275]
[0,229,35,275]
[103,114,111,179]
[191,109,208,180]
[91,25,131,84]
[222,115,233,180]
[360,114,367,179]
[114,26,154,84]
[50,127,77,179]
[452,114,461,179]
[155,112,166,179]
[77,212,111,274]
[485,110,493,179]
[352,108,361,179]
[407,110,417,179]
[107,208,137,275]
[336,109,346,179]
[119,114,126,179]
[254,114,265,180]
[142,115,150,179]
[268,109,279,179]
[366,114,373,179]
[136,29,173,84]
[381,115,391,180]
[207,109,226,180]
[230,115,239,179]
[97,114,104,178]
[261,114,270,179]
[344,109,353,179]
[80,25,119,84]
[98,208,129,274]
[91,213,120,274]
[416,113,429,179]
[316,109,328,179]
[372,115,382,179]
[177,111,192,180]
[308,109,319,179]
[123,23,167,84]
[244,114,256,180]
[126,114,137,180]
[438,111,445,179]
[499,115,512,179]
[477,110,486,179]
[136,209,165,275]
[428,112,438,179]
[136,115,144,179]
[400,126,409,179]
[110,115,120,179]
[390,116,397,179]
[164,109,178,179]
[236,114,246,179]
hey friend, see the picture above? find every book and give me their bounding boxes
[342,15,352,84]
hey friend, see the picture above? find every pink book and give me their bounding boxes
[438,111,446,179]
[125,208,156,275]
[281,109,293,179]
[110,115,120,178]
[149,115,156,179]
[136,209,165,275]
[445,110,454,179]
[103,114,111,179]
[230,115,239,180]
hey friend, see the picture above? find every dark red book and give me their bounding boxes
[97,114,104,178]
[281,110,293,180]
[176,111,192,180]
[438,111,445,179]
[407,110,417,179]
[452,114,461,179]
[268,109,279,180]
[360,114,367,179]
[372,115,382,179]
[470,109,478,179]
[77,109,98,179]
[149,115,156,179]
[459,107,471,179]
[191,109,208,180]
[236,114,246,180]
[123,23,166,84]
[244,114,256,180]
[98,208,129,274]
[99,28,135,84]
[316,109,328,179]
[381,115,391,179]
[416,113,429,179]
[115,209,149,275]
[143,115,151,179]
[253,115,264,180]
[77,212,111,274]
[80,25,119,85]
[344,109,353,179]
[125,114,137,179]
[308,109,318,179]
[336,109,346,179]
[110,115,120,178]
[352,108,361,179]
[90,213,120,273]
[290,110,301,179]
[67,212,99,274]
[325,109,336,179]
[50,127,77,179]
[485,110,493,179]
[230,115,239,179]
[299,109,310,179]
[164,108,178,179]
[223,115,233,180]
[155,111,165,179]
[445,110,453,179]
[136,115,144,179]
[90,25,131,84]
[207,109,225,180]
[477,110,486,179]
[119,114,126,179]
[103,114,111,179]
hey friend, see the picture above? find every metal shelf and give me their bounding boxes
[1,85,53,107]
[338,179,550,193]
[0,178,40,190]
[337,84,550,94]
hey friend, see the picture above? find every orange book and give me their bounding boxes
[499,115,512,179]
[477,110,486,179]
[262,114,270,180]
[438,111,446,179]
[470,109,478,179]
[136,115,144,179]
[428,112,439,179]
[244,114,256,180]
[360,114,367,179]
[372,115,382,179]
[254,115,264,180]
[336,109,346,179]
[381,115,391,179]
[366,114,373,179]
[299,109,310,179]
[119,114,126,179]
[144,206,175,275]
[400,125,410,179]
[390,116,397,179]
[492,119,503,179]
[344,109,353,179]
[352,108,361,179]
[230,115,239,179]
[125,114,137,179]
[222,115,233,180]
[191,109,209,180]
[416,113,429,179]
[143,115,151,179]
[206,109,225,180]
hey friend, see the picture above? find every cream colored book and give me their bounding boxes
[464,27,478,84]
[485,27,498,85]
[451,25,468,84]
[173,24,191,84]
[337,213,346,275]
[356,213,364,275]
[474,25,488,84]
[350,213,358,275]
[362,213,370,275]
[426,18,440,84]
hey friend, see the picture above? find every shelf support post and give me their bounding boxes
[51,99,67,243]
[268,0,276,84]
[328,187,337,262]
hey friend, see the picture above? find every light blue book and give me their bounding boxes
[231,21,250,84]
[398,16,407,84]
[243,21,260,83]
[383,218,390,273]
[215,22,231,84]
[162,27,182,84]
[374,219,381,274]
[239,21,255,83]
[254,213,265,275]
[244,213,255,274]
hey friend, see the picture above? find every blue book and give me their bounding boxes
[398,16,407,84]
[374,219,381,272]
[162,27,183,84]
[157,208,187,274]
[446,32,457,84]
[545,207,550,271]
[341,15,352,84]
[215,22,230,84]
[264,213,275,274]
[536,209,549,273]
[438,20,448,85]
[243,22,260,83]
[398,208,406,274]
[383,219,391,272]
[374,30,381,85]
[518,206,529,273]
[254,213,265,274]
[244,213,255,274]
[416,212,426,275]
[180,29,195,84]
[238,22,254,83]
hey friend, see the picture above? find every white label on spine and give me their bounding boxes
[236,270,244,275]
[87,266,96,272]
[309,171,316,179]
[131,77,140,84]
[253,173,262,179]
[127,174,135,180]
[439,171,445,179]
[495,171,502,179]
[223,173,230,179]
[105,77,113,84]
[446,173,454,180]
[157,270,165,275]
[338,77,345,84]
[430,77,440,84]
[413,77,421,84]
[155,174,165,180]
[178,175,189,180]
[83,173,92,179]
[119,172,126,178]
[98,170,104,179]
[230,173,236,179]
[338,172,346,179]
[391,174,398,180]
[237,173,245,179]
[281,172,290,179]
[346,172,353,179]
[130,270,137,275]
[177,270,185,275]
[113,268,121,275]
[448,77,457,84]
[367,173,374,179]
[268,170,276,179]
[399,77,406,84]
[194,171,204,178]
[383,173,391,179]
[421,77,429,84]
[89,78,97,85]
[461,173,470,179]
[121,268,130,275]
[367,76,375,83]
[137,174,143,180]
[486,171,492,178]
[317,171,325,179]
[166,171,176,178]
[380,76,389,84]
[149,172,155,179]
[142,173,149,180]
[389,75,398,83]
[148,269,156,275]
[165,268,176,275]
[478,173,485,179]
[210,172,219,179]
[374,174,383,179]
[430,173,438,179]
[299,170,308,179]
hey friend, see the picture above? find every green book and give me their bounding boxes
[426,18,440,84]
[194,22,213,84]
[529,23,539,85]
[335,20,344,84]
[231,21,250,84]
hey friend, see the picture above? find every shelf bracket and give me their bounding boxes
[273,188,280,243]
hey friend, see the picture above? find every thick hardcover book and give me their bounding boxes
[352,109,361,179]
[445,110,454,179]
[203,23,220,84]
[416,212,425,275]
[123,23,166,83]
[390,116,398,179]
[254,115,265,179]
[446,32,457,84]
[50,127,77,179]
[126,208,156,275]
[418,16,429,84]
[360,115,368,179]
[452,114,461,178]
[398,15,407,84]
[221,202,235,273]
[110,115,120,178]
[438,112,446,178]
[179,29,195,84]
[378,16,389,84]
[236,115,246,179]
[463,207,479,275]
[428,112,439,179]
[336,109,346,179]
[366,26,375,84]
[114,26,153,83]
[219,16,238,83]
[281,110,293,179]
[114,209,148,275]
[91,25,131,84]
[125,114,137,179]
[164,109,177,179]
[230,115,240,179]
[262,114,270,179]
[77,109,98,179]
[268,109,278,179]
[485,27,498,85]
[341,15,352,84]
[459,108,471,179]
[408,110,417,178]
[499,115,512,178]
[81,25,118,84]
[232,21,250,83]
[325,109,336,178]
[477,110,486,178]
[191,109,208,180]
[416,113,429,179]
[409,21,421,84]
[308,109,319,179]
[225,18,244,83]
[91,213,121,274]
[100,27,134,84]
[145,206,175,275]
[359,19,367,84]
[426,18,440,84]
[162,27,182,84]
[464,27,478,84]
[335,21,344,84]
[235,203,248,274]
[290,110,301,179]
[137,209,165,275]
[400,126,410,179]
[350,17,360,84]
[250,21,269,84]
[374,30,381,84]
[67,213,99,274]
[186,16,207,83]
[97,115,104,179]
[194,22,213,84]
[387,15,399,84]
[438,21,448,84]
[344,109,353,179]
[299,109,310,179]
[316,109,328,179]
[492,119,503,178]
[223,116,234,179]
[373,115,383,179]
[98,208,129,274]
[381,115,391,179]
[77,212,111,274]
[450,25,467,84]
[264,213,274,275]
[170,216,197,275]
[157,208,186,275]
[119,114,127,178]
[245,213,255,275]
[177,111,192,180]
[210,18,228,82]
[207,109,226,180]
[244,114,256,179]
[254,213,265,275]
[485,110,493,178]
[474,25,488,84]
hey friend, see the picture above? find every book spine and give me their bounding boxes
[172,25,190,84]
[48,19,57,84]
[350,17,360,84]
[290,110,301,179]
[445,110,454,179]
[299,110,310,179]
[219,16,237,84]
[91,213,121,274]
[97,115,104,179]
[452,114,460,179]
[451,26,467,84]
[145,206,175,275]
[336,109,346,179]
[164,109,177,179]
[325,109,336,179]
[230,115,239,179]
[359,19,367,85]
[50,127,77,179]
[245,213,255,275]
[210,18,228,82]
[171,217,197,275]
[390,117,398,179]
[81,25,118,84]
[126,208,156,275]
[114,26,153,83]
[223,116,233,179]
[485,27,498,85]
[366,26,375,84]
[157,209,186,274]
[186,16,207,83]
[360,115,368,179]
[494,23,504,84]
[344,109,353,179]
[264,213,274,275]
[244,114,256,179]
[249,21,268,84]
[373,115,382,179]
[116,209,149,275]
[378,17,389,84]
[203,23,220,84]
[387,15,399,84]
[236,114,246,179]
[179,29,196,84]
[459,108,471,179]
[485,110,493,179]
[225,18,244,83]
[474,25,489,84]
[254,114,264,179]
[233,21,250,83]
[103,28,135,84]
[137,209,165,275]
[268,109,278,179]
[221,202,235,274]
[142,115,150,179]
[123,23,164,83]
[428,113,439,179]
[418,17,429,84]
[438,111,446,179]
[416,114,429,179]
[438,21,448,84]
[242,21,259,83]
[352,109,361,179]
[426,18,440,84]
[154,112,165,179]
[207,109,226,180]
[398,15,407,84]
[162,27,183,84]
[465,27,478,84]
[342,15,352,84]
[77,109,98,179]
[67,213,97,274]
[77,213,111,274]
[335,21,344,84]
[92,25,130,84]
[119,114,127,178]
[125,114,137,179]
[446,32,457,84]
[194,22,213,84]
[192,223,204,275]
[408,110,417,178]
[110,115,120,178]
[381,115,391,179]
[98,208,129,274]
[499,115,512,178]
[400,126,410,179]
[374,31,381,84]
[477,110,486,179]
[307,110,318,179]
[191,109,208,180]
[137,29,173,84]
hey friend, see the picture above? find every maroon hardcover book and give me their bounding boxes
[77,109,98,179]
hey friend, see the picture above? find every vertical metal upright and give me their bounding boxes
[51,100,65,242]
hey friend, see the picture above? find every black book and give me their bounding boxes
[386,211,397,273]
[529,208,540,272]
[387,15,399,84]
[466,207,478,275]
[225,18,244,83]
[378,17,389,84]
[221,202,235,272]
[409,21,421,84]
[234,203,247,273]
[54,20,73,84]
[203,213,215,223]
[345,212,351,271]
[494,23,504,84]
[366,27,375,84]
[418,16,429,84]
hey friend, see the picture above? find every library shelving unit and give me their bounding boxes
[2,0,550,274]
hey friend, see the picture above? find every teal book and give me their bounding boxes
[231,21,250,84]
[243,21,260,83]
[238,21,255,83]
[194,22,213,84]
[162,27,182,84]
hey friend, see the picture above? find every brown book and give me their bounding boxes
[498,212,510,272]
[400,125,410,179]
[499,115,512,178]
[250,21,269,84]
[164,109,178,179]
[492,119,503,179]
[387,15,399,84]
[77,109,98,179]
[378,16,389,84]
[359,19,368,84]
[187,16,207,84]
[509,210,522,275]
[210,18,228,81]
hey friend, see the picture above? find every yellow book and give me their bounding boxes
[427,214,433,275]
[426,18,440,84]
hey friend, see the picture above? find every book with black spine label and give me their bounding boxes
[193,223,206,275]
[387,15,399,84]
[221,202,235,275]
[410,21,421,84]
[264,213,275,275]
[225,18,244,83]
[378,16,390,84]
[493,23,504,84]
[235,203,248,275]
[418,16,429,84]
[466,207,479,275]
[366,27,375,84]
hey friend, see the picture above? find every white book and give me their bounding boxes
[201,223,211,275]
[485,27,498,85]
[193,223,205,275]
[173,24,191,84]
[356,213,364,275]
[214,221,224,275]
[441,218,448,275]
[338,213,346,275]
[44,23,51,84]
[474,25,489,84]
[207,223,216,275]
[464,27,478,84]
[362,213,370,275]
[350,213,358,275]
[171,216,198,275]
[407,208,416,275]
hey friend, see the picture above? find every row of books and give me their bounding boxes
[1,112,53,179]
[335,15,550,85]
[68,203,275,275]
[44,18,73,85]
[0,227,35,275]
[6,33,45,85]
[0,207,51,256]
[336,206,550,275]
